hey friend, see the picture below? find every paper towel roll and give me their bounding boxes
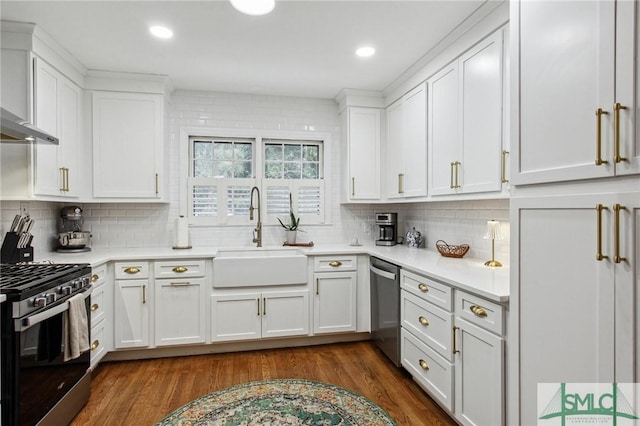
[174,216,190,248]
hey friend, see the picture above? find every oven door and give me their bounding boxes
[7,290,91,426]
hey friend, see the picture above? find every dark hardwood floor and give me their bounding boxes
[71,341,456,425]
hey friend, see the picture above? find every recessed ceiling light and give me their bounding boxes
[230,0,275,16]
[356,46,376,58]
[149,26,174,39]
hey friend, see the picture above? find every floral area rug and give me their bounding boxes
[156,378,397,425]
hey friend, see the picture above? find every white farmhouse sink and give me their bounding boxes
[213,248,308,287]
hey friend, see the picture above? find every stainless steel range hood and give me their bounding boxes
[0,107,59,145]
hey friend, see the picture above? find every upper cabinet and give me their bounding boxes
[33,57,81,197]
[385,83,428,199]
[91,91,165,200]
[428,29,505,196]
[344,106,381,201]
[513,0,640,185]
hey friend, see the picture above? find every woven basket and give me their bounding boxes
[436,240,470,258]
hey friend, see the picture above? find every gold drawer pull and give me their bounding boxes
[170,282,190,286]
[418,316,429,326]
[418,283,428,292]
[91,274,99,282]
[124,267,140,274]
[172,266,188,273]
[614,103,628,163]
[595,108,609,165]
[328,261,342,267]
[91,340,100,351]
[419,359,429,370]
[91,303,99,312]
[613,204,627,264]
[470,305,487,317]
[453,326,460,354]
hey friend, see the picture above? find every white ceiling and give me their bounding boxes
[1,0,493,99]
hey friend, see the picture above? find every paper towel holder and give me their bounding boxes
[173,215,192,249]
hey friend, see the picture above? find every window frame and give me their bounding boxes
[180,127,332,227]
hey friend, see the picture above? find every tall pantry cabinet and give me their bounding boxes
[509,1,640,425]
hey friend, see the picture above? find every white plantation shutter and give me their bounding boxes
[264,180,324,225]
[188,177,254,224]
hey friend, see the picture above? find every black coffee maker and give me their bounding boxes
[375,213,398,246]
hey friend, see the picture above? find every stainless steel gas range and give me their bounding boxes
[0,263,92,426]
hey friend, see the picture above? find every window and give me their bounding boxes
[188,134,326,225]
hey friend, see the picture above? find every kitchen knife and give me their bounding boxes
[9,214,20,233]
[24,218,34,234]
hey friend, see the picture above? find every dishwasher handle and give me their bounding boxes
[370,264,397,281]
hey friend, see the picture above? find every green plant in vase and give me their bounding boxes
[278,193,301,243]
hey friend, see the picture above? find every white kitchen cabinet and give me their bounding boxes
[33,57,81,197]
[90,263,113,369]
[92,91,164,199]
[345,107,381,200]
[313,255,357,334]
[385,83,428,199]
[154,260,207,346]
[510,191,638,425]
[211,289,310,342]
[453,292,504,426]
[513,0,639,184]
[429,29,504,196]
[114,261,151,348]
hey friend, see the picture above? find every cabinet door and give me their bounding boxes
[114,280,150,348]
[459,30,503,194]
[385,100,404,199]
[211,293,261,342]
[155,278,206,346]
[402,83,428,198]
[454,318,503,426]
[348,107,380,200]
[313,271,357,334]
[56,79,80,196]
[513,194,617,424]
[262,290,310,338]
[429,62,460,195]
[615,0,640,176]
[92,91,163,198]
[514,1,615,184]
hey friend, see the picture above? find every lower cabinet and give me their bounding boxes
[211,289,310,342]
[312,255,358,334]
[400,269,506,426]
[114,278,150,348]
[155,278,206,346]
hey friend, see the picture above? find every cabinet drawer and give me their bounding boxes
[90,321,107,368]
[154,260,206,278]
[401,290,453,361]
[91,263,108,287]
[401,269,452,311]
[313,255,357,272]
[455,291,504,335]
[401,328,454,411]
[114,262,149,280]
[90,285,107,326]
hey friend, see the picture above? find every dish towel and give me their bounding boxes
[63,293,89,361]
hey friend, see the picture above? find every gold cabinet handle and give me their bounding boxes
[470,305,487,317]
[418,283,429,293]
[596,204,609,261]
[170,281,190,286]
[155,173,159,195]
[124,267,140,274]
[614,103,628,163]
[65,168,70,192]
[501,150,510,183]
[59,168,65,192]
[418,316,429,326]
[450,162,455,189]
[452,326,460,354]
[613,204,627,264]
[316,278,319,295]
[91,340,100,350]
[398,173,404,194]
[257,298,260,316]
[418,359,429,370]
[595,108,610,165]
[172,266,188,273]
[91,274,99,282]
[328,261,342,267]
[142,285,146,304]
[454,161,461,188]
[351,177,355,197]
[91,303,99,312]
[263,298,267,315]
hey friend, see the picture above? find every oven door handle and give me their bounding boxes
[17,289,92,332]
[370,264,396,281]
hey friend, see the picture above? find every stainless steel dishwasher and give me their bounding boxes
[370,256,401,367]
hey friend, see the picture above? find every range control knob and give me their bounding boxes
[32,295,47,308]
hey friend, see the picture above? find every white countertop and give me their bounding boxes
[40,243,509,303]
